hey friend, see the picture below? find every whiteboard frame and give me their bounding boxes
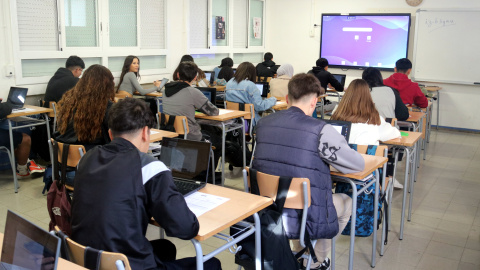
[412,9,480,86]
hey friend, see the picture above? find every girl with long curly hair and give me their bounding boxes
[56,64,115,151]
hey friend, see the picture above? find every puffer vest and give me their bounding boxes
[252,106,339,239]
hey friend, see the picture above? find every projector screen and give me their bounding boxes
[320,14,411,71]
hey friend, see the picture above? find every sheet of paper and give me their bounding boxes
[276,101,286,105]
[12,107,35,113]
[150,130,159,135]
[185,192,230,217]
[219,109,235,115]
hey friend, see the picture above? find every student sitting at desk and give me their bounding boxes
[71,98,221,270]
[56,65,115,151]
[383,58,428,108]
[116,55,162,97]
[225,62,277,127]
[252,73,364,270]
[44,55,85,105]
[269,63,294,99]
[214,66,234,86]
[362,67,409,121]
[308,58,344,92]
[256,52,279,78]
[213,57,233,81]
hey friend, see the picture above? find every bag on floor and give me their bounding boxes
[335,144,383,237]
[230,168,308,270]
[224,128,252,168]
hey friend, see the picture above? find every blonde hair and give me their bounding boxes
[331,79,381,125]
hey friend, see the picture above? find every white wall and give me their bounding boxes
[266,0,480,130]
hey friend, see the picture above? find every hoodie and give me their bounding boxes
[256,60,279,77]
[383,73,428,108]
[44,68,79,105]
[309,67,344,91]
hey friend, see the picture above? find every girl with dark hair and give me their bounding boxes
[117,55,162,96]
[225,62,276,126]
[362,67,409,121]
[213,57,234,80]
[56,64,116,151]
[331,79,400,145]
[214,66,234,86]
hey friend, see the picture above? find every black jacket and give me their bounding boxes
[71,138,199,270]
[309,67,344,92]
[256,60,279,78]
[44,68,79,105]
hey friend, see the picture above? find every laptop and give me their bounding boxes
[197,87,217,104]
[203,71,214,85]
[1,210,61,270]
[157,78,169,92]
[255,82,269,98]
[160,138,212,196]
[329,74,346,90]
[324,119,351,142]
[6,87,28,110]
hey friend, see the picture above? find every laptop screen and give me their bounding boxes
[324,120,351,142]
[160,138,211,182]
[7,87,28,108]
[204,71,214,84]
[197,87,216,104]
[255,82,269,97]
[331,74,346,88]
[1,210,60,270]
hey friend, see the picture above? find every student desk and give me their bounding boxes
[0,233,87,270]
[408,102,433,160]
[195,109,250,185]
[271,100,288,111]
[149,129,178,142]
[211,85,226,92]
[405,111,426,164]
[316,94,328,119]
[330,154,387,270]
[425,86,442,129]
[7,105,53,193]
[137,84,163,112]
[151,184,273,270]
[381,131,422,241]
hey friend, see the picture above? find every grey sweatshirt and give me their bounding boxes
[118,72,158,95]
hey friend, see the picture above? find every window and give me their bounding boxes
[65,0,98,47]
[109,0,137,47]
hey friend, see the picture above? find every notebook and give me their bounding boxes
[255,82,269,97]
[6,87,28,110]
[324,119,351,142]
[1,210,61,270]
[197,87,217,104]
[329,74,346,90]
[160,138,212,196]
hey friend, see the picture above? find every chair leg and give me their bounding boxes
[305,239,318,270]
[331,236,335,270]
[237,266,242,270]
[210,149,215,184]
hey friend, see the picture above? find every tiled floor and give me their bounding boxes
[0,129,479,270]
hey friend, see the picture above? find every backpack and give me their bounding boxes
[47,141,73,235]
[231,168,314,270]
[224,128,252,168]
[159,114,177,133]
[334,145,385,237]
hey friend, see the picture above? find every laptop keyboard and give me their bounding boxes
[174,179,202,195]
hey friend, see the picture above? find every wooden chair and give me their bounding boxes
[156,113,189,139]
[54,226,131,270]
[256,76,272,83]
[48,139,86,192]
[242,167,320,270]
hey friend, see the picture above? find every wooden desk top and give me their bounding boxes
[195,109,249,121]
[406,111,426,123]
[272,101,288,111]
[381,131,422,147]
[0,233,87,269]
[194,184,273,241]
[7,105,53,118]
[425,86,442,91]
[134,91,163,97]
[211,85,226,92]
[150,129,178,142]
[330,154,387,180]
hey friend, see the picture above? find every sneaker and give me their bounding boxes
[28,159,45,174]
[393,178,404,189]
[310,257,331,270]
[16,168,30,178]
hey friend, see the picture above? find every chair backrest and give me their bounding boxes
[157,113,189,138]
[355,145,388,157]
[244,167,310,210]
[256,76,272,83]
[385,117,397,127]
[65,235,131,270]
[51,139,86,168]
[225,101,254,120]
[116,90,133,98]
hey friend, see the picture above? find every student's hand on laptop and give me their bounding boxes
[328,83,333,89]
[154,80,161,88]
[29,254,55,270]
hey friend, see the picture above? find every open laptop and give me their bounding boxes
[157,78,169,92]
[1,210,61,270]
[203,71,214,85]
[160,138,211,196]
[255,82,269,98]
[324,119,351,142]
[197,87,217,104]
[6,87,28,110]
[329,74,346,90]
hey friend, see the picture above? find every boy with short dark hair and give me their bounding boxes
[383,58,428,108]
[308,58,344,92]
[256,52,279,77]
[45,55,85,104]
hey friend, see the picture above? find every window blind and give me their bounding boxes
[189,0,208,49]
[233,0,248,48]
[140,0,165,49]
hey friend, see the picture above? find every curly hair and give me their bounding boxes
[57,64,115,142]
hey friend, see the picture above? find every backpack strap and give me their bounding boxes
[160,114,176,132]
[60,144,70,186]
[275,176,292,213]
[84,247,103,270]
[239,103,245,111]
[248,168,260,196]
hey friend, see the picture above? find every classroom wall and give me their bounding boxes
[266,0,480,131]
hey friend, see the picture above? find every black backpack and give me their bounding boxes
[231,168,315,270]
[159,114,177,132]
[224,129,252,168]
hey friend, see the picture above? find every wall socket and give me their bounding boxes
[5,65,14,77]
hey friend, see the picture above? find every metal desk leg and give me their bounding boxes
[192,239,204,270]
[408,141,418,221]
[331,236,336,270]
[253,212,261,270]
[436,92,440,130]
[399,147,410,240]
[8,120,19,193]
[221,122,226,186]
[242,117,246,170]
[347,181,358,270]
[371,169,379,267]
